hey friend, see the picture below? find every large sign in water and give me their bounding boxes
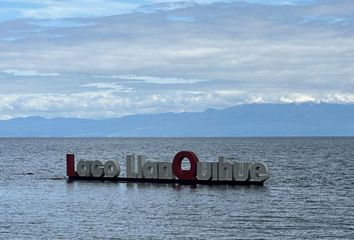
[67,151,269,185]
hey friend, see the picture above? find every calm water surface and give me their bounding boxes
[0,138,354,239]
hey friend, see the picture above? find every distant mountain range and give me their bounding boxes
[1,103,354,136]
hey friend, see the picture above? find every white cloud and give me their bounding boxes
[1,90,354,120]
[94,75,206,84]
[82,82,133,92]
[280,93,318,103]
[1,0,354,119]
[3,69,60,77]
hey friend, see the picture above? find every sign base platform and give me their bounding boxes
[67,176,264,186]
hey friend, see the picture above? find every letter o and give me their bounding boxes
[172,151,199,180]
[104,161,120,178]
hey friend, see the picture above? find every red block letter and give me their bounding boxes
[172,151,199,180]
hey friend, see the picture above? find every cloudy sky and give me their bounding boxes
[0,0,353,119]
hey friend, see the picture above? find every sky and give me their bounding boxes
[0,0,353,119]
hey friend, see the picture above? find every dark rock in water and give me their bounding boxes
[51,177,65,180]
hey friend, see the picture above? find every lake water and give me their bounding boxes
[0,137,353,239]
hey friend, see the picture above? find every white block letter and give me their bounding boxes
[104,161,120,178]
[142,161,158,179]
[197,162,212,180]
[126,155,138,178]
[77,160,91,177]
[90,160,104,177]
[250,162,269,182]
[218,157,233,181]
[158,162,174,179]
[233,163,251,181]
